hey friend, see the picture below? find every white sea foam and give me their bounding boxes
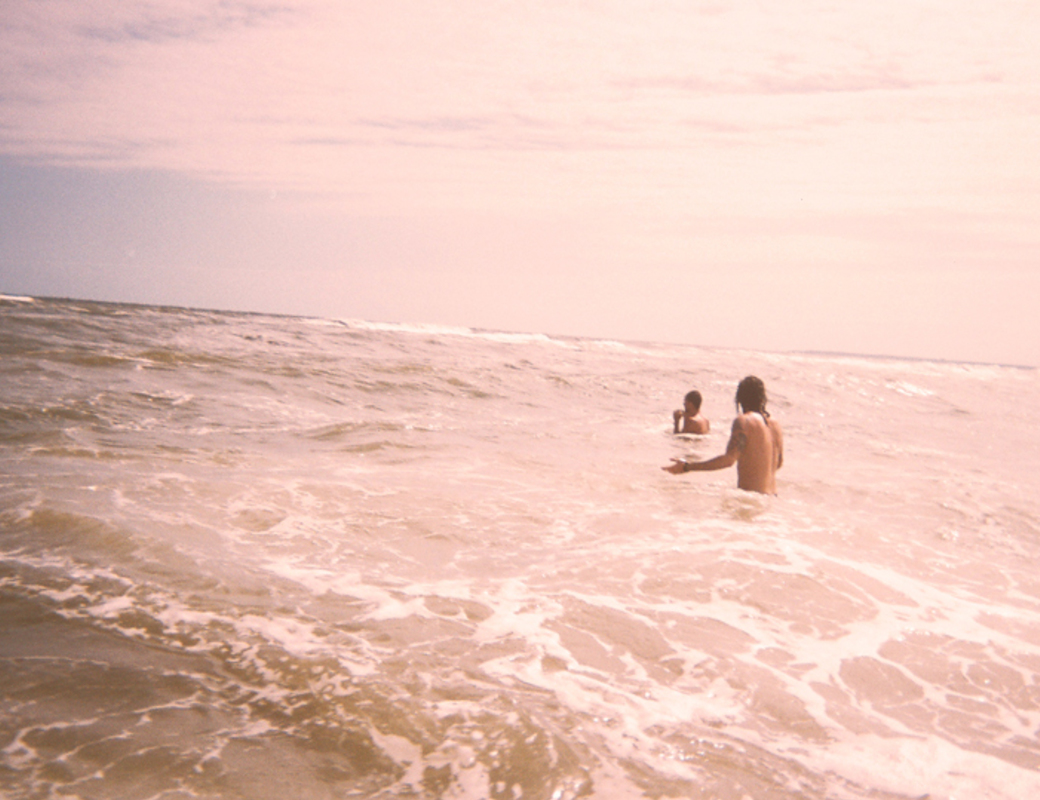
[811,735,1040,800]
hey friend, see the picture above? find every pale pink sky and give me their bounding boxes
[2,1,1038,364]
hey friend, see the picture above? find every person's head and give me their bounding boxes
[683,390,702,413]
[735,375,767,414]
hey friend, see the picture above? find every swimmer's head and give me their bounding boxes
[683,390,702,412]
[735,376,767,414]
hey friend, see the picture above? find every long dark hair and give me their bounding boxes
[735,375,768,418]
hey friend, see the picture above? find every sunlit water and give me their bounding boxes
[2,294,1039,799]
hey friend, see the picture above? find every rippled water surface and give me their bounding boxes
[2,295,1039,799]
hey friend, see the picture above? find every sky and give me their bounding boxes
[1,1,1038,366]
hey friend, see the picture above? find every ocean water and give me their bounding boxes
[1,294,1039,800]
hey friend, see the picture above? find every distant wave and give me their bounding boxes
[337,317,578,349]
[333,317,661,355]
[338,318,476,337]
[792,348,1035,371]
[0,294,36,303]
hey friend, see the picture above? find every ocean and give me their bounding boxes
[2,294,1039,800]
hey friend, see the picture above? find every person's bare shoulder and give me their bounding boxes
[727,416,748,453]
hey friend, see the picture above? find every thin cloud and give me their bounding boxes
[74,2,296,45]
[334,113,675,154]
[1,1,299,88]
[615,68,991,98]
[355,116,496,134]
[3,133,168,166]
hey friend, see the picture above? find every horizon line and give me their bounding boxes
[3,291,1035,371]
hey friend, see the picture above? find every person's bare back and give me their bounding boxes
[729,411,783,494]
[663,376,783,494]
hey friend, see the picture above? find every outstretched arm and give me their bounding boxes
[662,418,744,474]
[663,451,738,474]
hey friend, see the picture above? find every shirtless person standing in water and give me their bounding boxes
[663,375,783,494]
